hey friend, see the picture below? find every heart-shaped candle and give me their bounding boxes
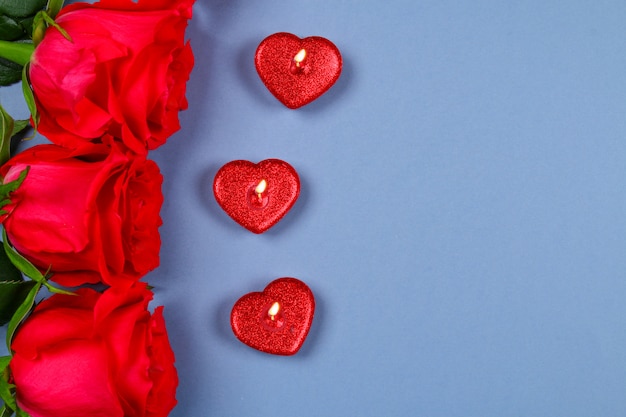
[231,277,315,355]
[213,159,300,234]
[255,32,342,109]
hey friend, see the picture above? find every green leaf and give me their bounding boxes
[0,281,37,326]
[0,356,11,386]
[0,104,14,166]
[0,58,21,86]
[0,16,23,41]
[0,239,22,283]
[8,120,32,152]
[0,356,10,372]
[5,280,41,351]
[1,232,73,298]
[0,405,12,417]
[21,65,37,130]
[0,0,48,19]
[11,120,29,137]
[0,356,15,413]
[17,16,35,40]
[1,229,44,283]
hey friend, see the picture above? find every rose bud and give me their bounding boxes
[0,140,163,287]
[10,283,178,417]
[29,0,195,155]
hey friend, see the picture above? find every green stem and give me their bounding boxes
[47,0,65,19]
[0,41,34,67]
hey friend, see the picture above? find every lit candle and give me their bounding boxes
[248,178,269,209]
[255,32,342,109]
[213,159,300,234]
[262,301,285,330]
[290,48,307,74]
[230,277,315,355]
[267,301,280,319]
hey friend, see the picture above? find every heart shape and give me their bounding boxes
[255,32,342,109]
[213,159,300,234]
[231,278,315,355]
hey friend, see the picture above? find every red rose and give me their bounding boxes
[10,283,178,417]
[0,140,163,287]
[29,0,194,155]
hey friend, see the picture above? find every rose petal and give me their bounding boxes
[13,340,124,417]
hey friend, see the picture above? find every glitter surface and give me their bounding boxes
[230,278,315,356]
[213,159,300,233]
[255,32,342,109]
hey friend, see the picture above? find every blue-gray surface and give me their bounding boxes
[1,0,626,416]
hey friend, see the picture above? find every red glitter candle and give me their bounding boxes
[231,278,315,355]
[213,159,300,234]
[255,32,342,109]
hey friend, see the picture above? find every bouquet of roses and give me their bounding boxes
[0,0,194,415]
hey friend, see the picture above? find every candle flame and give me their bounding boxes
[255,179,267,196]
[293,49,307,65]
[268,302,281,320]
